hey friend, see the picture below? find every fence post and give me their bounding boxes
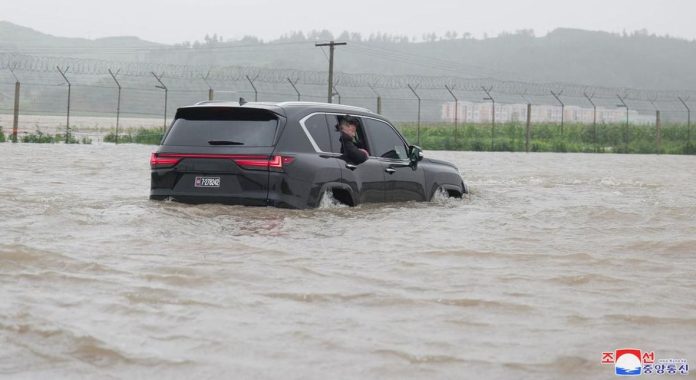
[108,68,122,144]
[13,81,20,143]
[526,103,532,153]
[7,65,20,143]
[678,96,691,147]
[202,71,214,101]
[616,94,629,153]
[332,84,341,104]
[56,66,71,143]
[151,72,168,132]
[287,77,301,101]
[583,92,597,149]
[407,84,422,146]
[445,85,458,146]
[482,86,495,150]
[656,110,661,154]
[368,84,381,114]
[551,90,565,136]
[246,74,259,102]
[649,97,660,154]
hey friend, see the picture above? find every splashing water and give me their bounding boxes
[429,186,469,207]
[317,189,349,209]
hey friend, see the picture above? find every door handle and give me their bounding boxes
[345,163,357,170]
[385,167,396,174]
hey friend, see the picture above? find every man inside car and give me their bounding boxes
[337,116,369,164]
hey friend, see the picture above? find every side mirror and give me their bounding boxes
[409,145,424,163]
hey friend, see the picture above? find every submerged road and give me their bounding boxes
[0,144,694,379]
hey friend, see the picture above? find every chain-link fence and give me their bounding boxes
[0,53,694,153]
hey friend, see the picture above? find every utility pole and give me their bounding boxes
[584,91,597,148]
[315,41,347,103]
[678,96,691,145]
[287,77,301,101]
[151,72,168,132]
[8,64,20,143]
[550,90,565,136]
[108,68,122,144]
[445,85,459,145]
[482,86,495,150]
[56,66,71,143]
[408,84,422,146]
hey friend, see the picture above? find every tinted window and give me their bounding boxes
[363,118,408,159]
[163,107,278,147]
[303,114,331,152]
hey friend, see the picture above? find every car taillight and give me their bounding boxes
[150,153,181,168]
[149,153,294,171]
[234,155,294,171]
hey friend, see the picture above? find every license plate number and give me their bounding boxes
[194,176,221,188]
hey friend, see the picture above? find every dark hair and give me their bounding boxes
[336,115,360,131]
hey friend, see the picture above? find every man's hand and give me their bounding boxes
[359,149,369,158]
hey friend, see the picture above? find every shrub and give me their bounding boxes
[104,129,163,145]
[22,131,56,143]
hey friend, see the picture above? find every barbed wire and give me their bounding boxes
[2,52,695,102]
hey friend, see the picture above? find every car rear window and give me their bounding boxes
[163,107,279,147]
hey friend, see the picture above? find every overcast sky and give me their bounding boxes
[1,0,694,44]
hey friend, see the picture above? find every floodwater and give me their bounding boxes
[0,144,694,379]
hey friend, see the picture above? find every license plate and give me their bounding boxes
[194,176,221,188]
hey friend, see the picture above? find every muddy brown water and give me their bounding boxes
[1,144,695,379]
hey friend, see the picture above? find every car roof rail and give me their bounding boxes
[275,101,372,113]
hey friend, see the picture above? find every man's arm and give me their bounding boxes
[341,136,368,164]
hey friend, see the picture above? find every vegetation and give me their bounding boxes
[20,130,83,144]
[103,128,164,145]
[0,127,5,143]
[398,122,696,155]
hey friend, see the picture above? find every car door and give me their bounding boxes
[361,117,426,202]
[326,114,386,204]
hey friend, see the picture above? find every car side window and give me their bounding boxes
[303,114,331,152]
[325,114,344,154]
[363,118,409,160]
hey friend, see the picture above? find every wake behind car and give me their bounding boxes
[150,101,467,209]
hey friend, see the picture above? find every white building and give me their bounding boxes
[441,102,645,124]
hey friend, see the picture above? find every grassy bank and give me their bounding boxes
[18,131,91,144]
[103,128,164,145]
[397,122,696,154]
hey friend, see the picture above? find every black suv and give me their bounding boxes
[150,101,467,209]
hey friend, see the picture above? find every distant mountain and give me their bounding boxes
[0,21,162,60]
[143,28,696,90]
[2,21,696,91]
